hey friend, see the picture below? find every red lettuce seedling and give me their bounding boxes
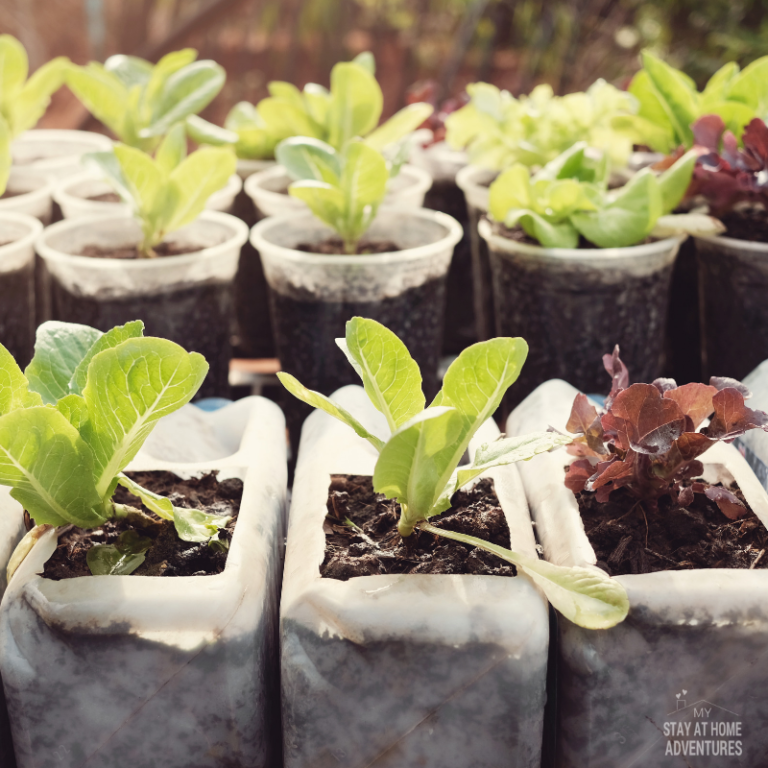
[564,347,768,520]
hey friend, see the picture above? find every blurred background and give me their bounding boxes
[5,0,768,130]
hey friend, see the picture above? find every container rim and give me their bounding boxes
[693,233,768,253]
[0,210,44,253]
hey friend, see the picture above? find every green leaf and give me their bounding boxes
[116,473,173,520]
[0,35,28,96]
[277,371,385,451]
[701,61,740,105]
[66,62,129,139]
[288,180,346,231]
[365,103,434,151]
[104,54,153,89]
[56,394,89,430]
[0,406,103,528]
[257,97,323,140]
[165,146,236,232]
[83,149,133,204]
[0,343,42,415]
[352,51,376,75]
[87,530,152,576]
[267,80,306,108]
[337,317,425,431]
[327,61,382,149]
[518,211,580,249]
[339,140,388,243]
[113,143,165,223]
[184,114,238,146]
[725,55,768,115]
[706,100,756,143]
[155,123,187,173]
[489,164,531,222]
[173,507,229,543]
[69,320,145,396]
[11,57,68,135]
[25,321,103,404]
[140,48,198,115]
[657,149,696,214]
[304,83,331,126]
[418,520,629,630]
[627,70,676,152]
[81,338,208,497]
[276,136,341,183]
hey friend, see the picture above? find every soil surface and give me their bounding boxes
[297,238,400,255]
[43,471,243,579]
[493,221,654,250]
[578,481,768,575]
[0,260,35,368]
[321,475,517,579]
[719,207,768,242]
[0,189,22,199]
[76,242,204,260]
[86,191,122,203]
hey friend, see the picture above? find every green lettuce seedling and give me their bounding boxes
[487,142,723,248]
[278,316,630,630]
[0,35,69,192]
[85,124,236,257]
[224,52,432,159]
[615,50,768,153]
[276,136,389,254]
[446,80,637,171]
[0,320,230,578]
[66,48,235,152]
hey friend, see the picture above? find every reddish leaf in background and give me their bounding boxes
[710,376,752,399]
[566,393,606,455]
[742,118,768,165]
[602,384,686,454]
[705,486,748,520]
[663,383,717,429]
[564,459,594,494]
[706,388,768,441]
[603,345,629,407]
[692,114,726,153]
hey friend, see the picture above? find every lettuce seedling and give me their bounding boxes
[564,347,768,520]
[615,50,767,154]
[0,35,69,191]
[487,143,714,248]
[275,136,389,254]
[66,48,235,152]
[445,79,637,171]
[1,320,230,577]
[85,124,236,257]
[279,316,630,630]
[223,52,432,159]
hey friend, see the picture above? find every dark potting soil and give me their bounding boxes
[322,475,516,579]
[51,254,232,399]
[86,191,122,203]
[43,471,243,580]
[490,225,672,411]
[0,260,35,368]
[468,204,495,341]
[577,482,768,576]
[76,242,204,260]
[719,207,768,243]
[297,239,400,255]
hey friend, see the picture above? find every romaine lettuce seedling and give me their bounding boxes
[565,347,768,519]
[224,52,432,159]
[275,136,388,254]
[85,124,236,257]
[1,320,230,578]
[66,48,235,152]
[615,50,767,153]
[487,142,722,248]
[0,34,69,191]
[279,316,630,630]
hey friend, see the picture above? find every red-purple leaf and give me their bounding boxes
[566,393,606,454]
[704,486,748,521]
[743,118,768,165]
[710,376,752,399]
[655,432,713,479]
[692,114,726,153]
[663,383,718,429]
[588,453,635,493]
[652,377,678,394]
[678,485,694,507]
[603,346,629,407]
[564,459,594,494]
[705,387,768,441]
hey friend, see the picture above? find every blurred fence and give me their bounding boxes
[3,0,768,130]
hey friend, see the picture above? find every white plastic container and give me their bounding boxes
[0,168,53,225]
[244,163,433,218]
[11,129,113,180]
[54,172,243,220]
[36,211,248,398]
[236,158,275,181]
[507,379,768,768]
[409,133,468,185]
[281,384,549,768]
[480,219,684,408]
[0,396,287,768]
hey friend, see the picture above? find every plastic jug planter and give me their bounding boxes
[479,219,683,410]
[695,234,768,382]
[10,129,113,181]
[53,171,243,220]
[36,211,249,399]
[0,167,53,225]
[281,385,549,768]
[507,379,768,768]
[250,207,462,448]
[0,396,287,768]
[0,212,42,367]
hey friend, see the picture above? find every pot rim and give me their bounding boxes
[694,232,768,253]
[249,206,463,266]
[36,210,249,270]
[0,210,44,254]
[0,167,53,208]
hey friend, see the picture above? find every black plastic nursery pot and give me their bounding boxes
[251,208,462,450]
[36,212,249,400]
[480,220,682,409]
[696,234,768,382]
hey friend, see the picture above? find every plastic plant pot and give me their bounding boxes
[53,172,243,220]
[0,212,42,367]
[479,219,683,410]
[36,211,249,399]
[11,129,113,181]
[455,164,497,342]
[695,234,768,382]
[281,384,549,768]
[250,207,461,449]
[0,167,53,224]
[0,396,287,768]
[507,379,768,768]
